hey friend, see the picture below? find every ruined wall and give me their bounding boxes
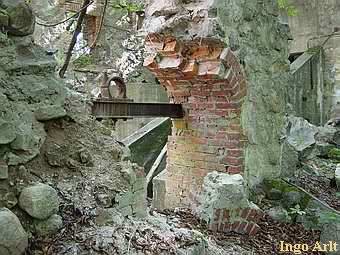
[143,0,290,210]
[288,0,340,123]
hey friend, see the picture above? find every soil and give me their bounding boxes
[161,209,324,255]
[292,158,340,211]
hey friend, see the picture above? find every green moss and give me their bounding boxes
[263,179,298,193]
[328,148,340,160]
[306,46,322,55]
[300,194,311,210]
[73,55,94,68]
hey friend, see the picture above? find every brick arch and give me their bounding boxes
[144,34,248,209]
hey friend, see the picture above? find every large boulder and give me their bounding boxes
[197,172,250,222]
[19,183,59,220]
[0,0,35,36]
[196,172,263,235]
[0,208,28,255]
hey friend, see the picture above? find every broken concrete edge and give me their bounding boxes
[290,50,319,74]
[122,117,171,176]
[146,143,167,185]
[122,117,170,147]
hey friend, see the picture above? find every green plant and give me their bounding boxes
[113,0,144,13]
[278,0,298,16]
[318,211,340,224]
[73,55,93,68]
[288,204,306,216]
[328,148,340,160]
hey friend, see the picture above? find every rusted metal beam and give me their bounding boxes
[91,100,184,119]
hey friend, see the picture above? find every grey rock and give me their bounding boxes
[34,105,66,121]
[335,164,340,191]
[0,161,8,179]
[267,188,283,200]
[315,143,336,158]
[281,140,299,177]
[0,120,16,144]
[79,149,92,165]
[316,125,340,146]
[3,192,18,208]
[34,214,62,236]
[320,223,340,254]
[286,116,317,151]
[267,206,291,223]
[282,191,302,209]
[45,144,64,167]
[0,0,35,36]
[0,208,28,255]
[95,208,124,226]
[196,171,250,223]
[19,183,59,219]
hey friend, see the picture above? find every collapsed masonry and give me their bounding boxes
[143,0,291,235]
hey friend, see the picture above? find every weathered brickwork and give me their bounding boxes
[210,207,264,236]
[144,34,248,209]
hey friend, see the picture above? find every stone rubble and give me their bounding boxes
[0,208,28,255]
[19,183,59,220]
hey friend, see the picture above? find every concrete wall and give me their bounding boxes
[115,82,169,139]
[289,50,325,125]
[288,0,340,122]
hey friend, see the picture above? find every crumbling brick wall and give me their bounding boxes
[145,35,247,208]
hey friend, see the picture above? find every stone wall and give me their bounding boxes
[143,0,290,211]
[288,0,340,123]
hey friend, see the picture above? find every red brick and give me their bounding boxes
[159,40,181,55]
[227,166,243,174]
[215,102,237,109]
[183,60,198,77]
[236,222,248,234]
[143,55,158,69]
[209,223,219,232]
[213,208,222,222]
[172,91,191,97]
[248,223,260,236]
[241,208,250,219]
[231,221,241,232]
[222,209,230,221]
[222,223,230,232]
